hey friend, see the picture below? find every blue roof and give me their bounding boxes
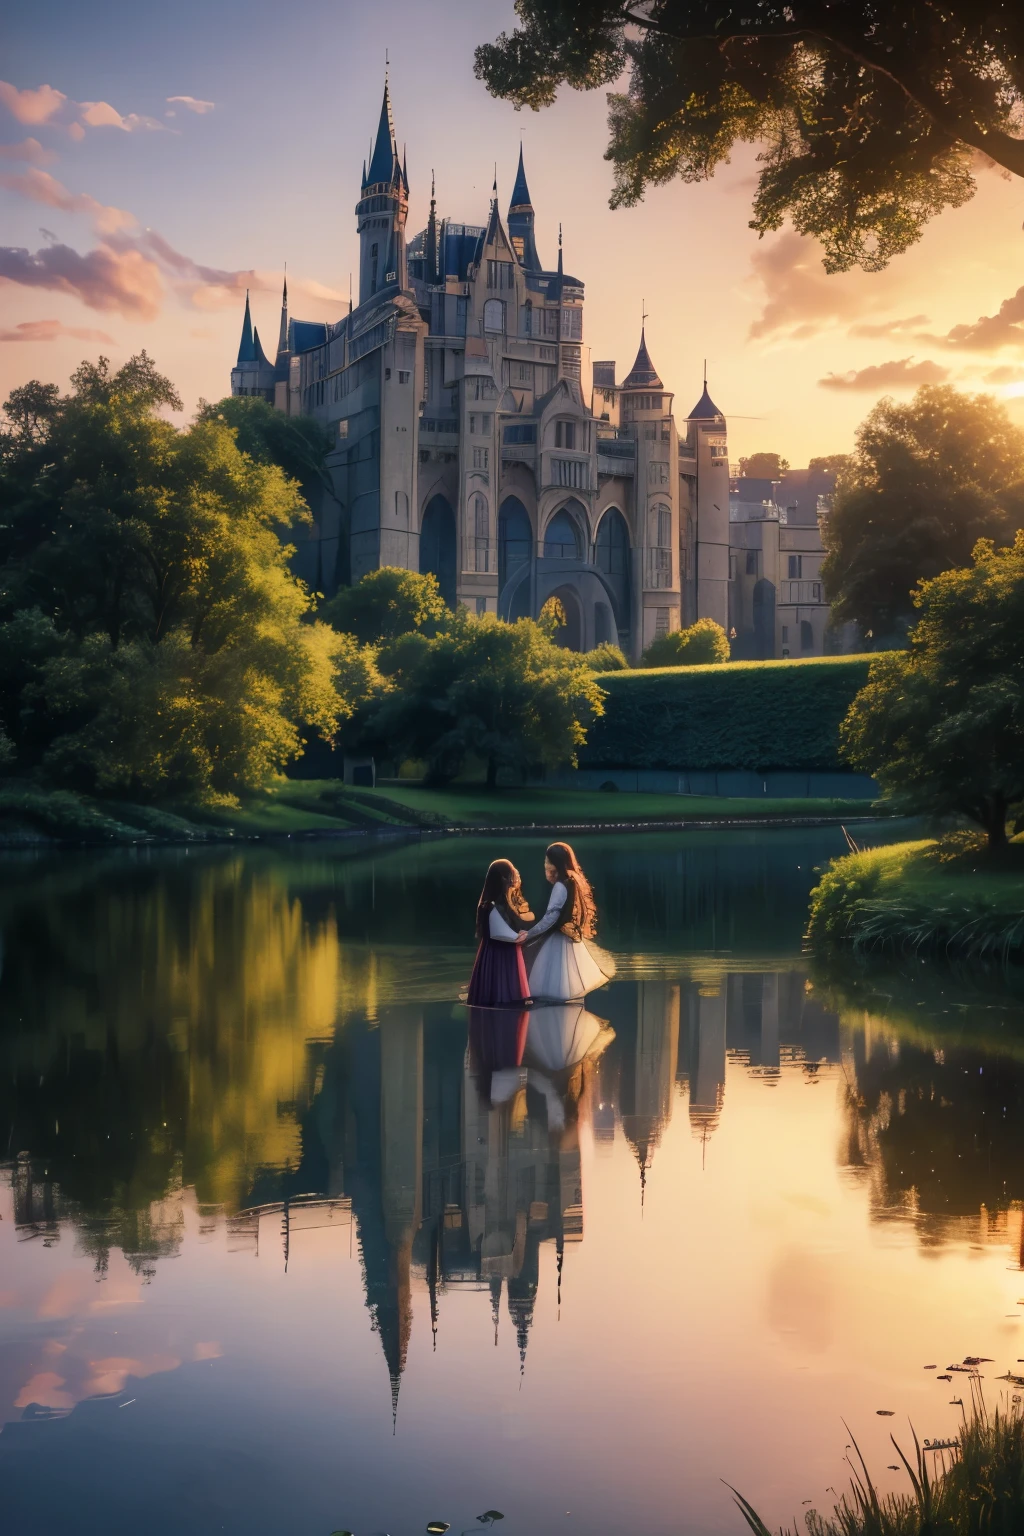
[443,224,484,281]
[688,383,723,419]
[621,328,663,389]
[289,319,329,354]
[509,145,532,210]
[366,80,398,186]
[236,292,256,364]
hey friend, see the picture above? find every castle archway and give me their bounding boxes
[594,507,631,642]
[499,497,533,620]
[549,584,583,651]
[420,495,456,607]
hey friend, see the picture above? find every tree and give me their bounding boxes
[841,532,1024,850]
[738,452,788,479]
[366,612,606,787]
[322,566,449,644]
[0,354,354,799]
[476,2,1024,272]
[822,385,1024,644]
[641,618,730,667]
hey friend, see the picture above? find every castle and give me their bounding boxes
[232,79,830,661]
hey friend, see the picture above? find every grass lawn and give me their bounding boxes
[350,781,879,827]
[806,835,1024,960]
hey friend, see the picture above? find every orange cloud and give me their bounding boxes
[0,241,162,319]
[14,1370,74,1411]
[0,167,135,235]
[937,285,1024,351]
[0,137,57,166]
[818,358,949,391]
[748,230,904,341]
[0,81,67,126]
[83,1353,179,1396]
[0,318,116,343]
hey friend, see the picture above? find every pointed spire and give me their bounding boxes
[621,325,664,390]
[426,168,439,285]
[402,144,409,195]
[252,325,271,367]
[687,375,724,420]
[509,144,532,212]
[366,75,399,187]
[276,266,289,360]
[236,290,256,365]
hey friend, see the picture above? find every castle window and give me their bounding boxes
[515,362,533,385]
[801,620,814,651]
[655,608,670,637]
[647,460,668,485]
[398,370,411,384]
[483,298,505,334]
[788,555,803,578]
[542,309,559,337]
[503,424,537,445]
[469,413,492,434]
[561,306,582,340]
[371,242,378,292]
[644,423,657,440]
[555,420,576,450]
[487,260,514,290]
[522,301,532,336]
[472,447,489,470]
[544,508,582,559]
[746,550,757,575]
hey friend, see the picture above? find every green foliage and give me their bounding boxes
[738,452,788,479]
[585,641,629,671]
[0,353,354,801]
[841,532,1024,848]
[641,618,731,668]
[806,837,1024,961]
[823,385,1024,642]
[322,565,449,644]
[582,656,870,770]
[196,395,334,508]
[538,593,567,637]
[365,612,605,786]
[473,2,1023,272]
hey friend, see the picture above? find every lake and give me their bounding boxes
[2,826,1024,1536]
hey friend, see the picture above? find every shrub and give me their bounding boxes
[641,618,731,667]
[581,656,871,770]
[585,642,629,671]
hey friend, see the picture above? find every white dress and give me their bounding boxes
[525,881,612,1002]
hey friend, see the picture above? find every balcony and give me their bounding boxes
[780,580,824,605]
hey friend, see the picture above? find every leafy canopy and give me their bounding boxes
[841,533,1024,849]
[822,384,1024,644]
[641,618,730,667]
[322,565,449,645]
[0,353,356,800]
[365,611,605,787]
[738,452,788,479]
[476,1,1024,271]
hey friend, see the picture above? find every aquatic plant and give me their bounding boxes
[733,1385,1024,1535]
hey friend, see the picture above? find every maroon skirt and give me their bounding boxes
[466,935,530,1008]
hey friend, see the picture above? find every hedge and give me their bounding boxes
[581,655,872,771]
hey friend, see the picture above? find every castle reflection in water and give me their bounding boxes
[214,970,843,1414]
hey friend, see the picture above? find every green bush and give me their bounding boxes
[641,617,730,667]
[585,641,629,671]
[581,655,871,770]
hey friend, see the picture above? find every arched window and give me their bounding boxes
[419,495,456,607]
[483,298,504,334]
[499,497,533,617]
[543,507,582,560]
[595,507,631,636]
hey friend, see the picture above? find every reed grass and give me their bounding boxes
[733,1382,1024,1536]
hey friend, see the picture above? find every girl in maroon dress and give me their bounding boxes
[466,859,534,1007]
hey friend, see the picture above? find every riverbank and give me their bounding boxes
[0,779,886,847]
[806,836,1024,963]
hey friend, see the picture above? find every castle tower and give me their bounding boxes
[688,375,730,631]
[230,289,277,401]
[620,327,680,654]
[507,146,542,271]
[356,77,409,306]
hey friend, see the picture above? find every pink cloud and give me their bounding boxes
[0,167,135,235]
[0,241,163,320]
[167,95,215,114]
[78,100,166,133]
[0,318,117,343]
[0,81,67,126]
[748,230,905,342]
[14,1369,74,1411]
[0,137,57,166]
[68,121,85,142]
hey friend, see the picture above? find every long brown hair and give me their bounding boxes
[545,842,597,940]
[475,859,533,940]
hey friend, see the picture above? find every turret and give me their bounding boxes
[689,371,730,630]
[236,290,256,365]
[231,289,276,402]
[356,76,409,305]
[507,146,542,270]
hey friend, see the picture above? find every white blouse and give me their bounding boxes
[527,881,568,939]
[488,906,522,942]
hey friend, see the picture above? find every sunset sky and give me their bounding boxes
[3,0,1024,465]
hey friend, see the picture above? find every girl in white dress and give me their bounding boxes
[524,842,613,1002]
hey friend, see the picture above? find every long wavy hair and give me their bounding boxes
[475,859,533,940]
[545,842,597,940]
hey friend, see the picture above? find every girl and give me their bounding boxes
[524,842,613,1002]
[466,859,534,1008]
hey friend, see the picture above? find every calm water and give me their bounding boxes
[2,827,1024,1536]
